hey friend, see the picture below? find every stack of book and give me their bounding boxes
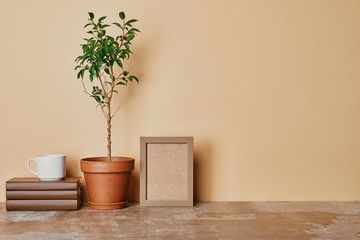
[6,177,82,211]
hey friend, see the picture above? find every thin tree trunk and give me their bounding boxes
[107,104,112,161]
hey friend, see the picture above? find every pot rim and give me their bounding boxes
[81,156,135,162]
[80,156,135,173]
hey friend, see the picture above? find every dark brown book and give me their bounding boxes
[6,177,80,191]
[6,193,82,211]
[6,188,80,200]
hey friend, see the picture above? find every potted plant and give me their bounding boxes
[75,11,140,209]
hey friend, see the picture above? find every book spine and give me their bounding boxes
[6,199,81,211]
[6,190,79,200]
[6,182,79,191]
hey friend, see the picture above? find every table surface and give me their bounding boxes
[0,201,360,239]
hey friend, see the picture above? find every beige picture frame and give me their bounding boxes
[140,137,194,206]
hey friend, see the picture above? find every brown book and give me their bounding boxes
[6,193,82,211]
[6,177,80,191]
[6,188,80,200]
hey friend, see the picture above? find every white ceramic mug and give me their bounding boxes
[27,154,66,181]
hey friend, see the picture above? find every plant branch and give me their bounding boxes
[81,81,91,96]
[109,66,116,102]
[96,73,108,99]
[82,80,109,121]
[99,70,109,93]
[99,104,109,121]
[111,101,125,119]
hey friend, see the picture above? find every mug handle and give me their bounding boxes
[27,158,38,176]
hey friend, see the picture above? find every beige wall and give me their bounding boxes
[0,0,359,202]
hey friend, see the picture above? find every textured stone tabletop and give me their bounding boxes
[0,201,360,239]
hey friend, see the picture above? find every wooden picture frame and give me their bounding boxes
[140,137,193,206]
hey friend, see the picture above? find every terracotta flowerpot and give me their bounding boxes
[80,157,135,210]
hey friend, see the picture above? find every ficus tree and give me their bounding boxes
[75,12,140,161]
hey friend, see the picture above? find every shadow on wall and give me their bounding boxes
[114,32,150,203]
[117,21,163,202]
[125,13,163,97]
[194,140,212,202]
[118,18,163,116]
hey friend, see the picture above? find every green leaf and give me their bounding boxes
[126,19,138,26]
[84,23,92,28]
[80,69,85,79]
[88,12,94,19]
[123,71,129,76]
[102,24,110,28]
[113,22,122,29]
[75,56,82,62]
[98,16,107,22]
[104,68,110,75]
[95,62,101,71]
[128,28,140,34]
[90,65,94,75]
[91,95,101,102]
[108,35,115,40]
[131,28,140,32]
[82,45,89,53]
[89,73,93,82]
[119,12,125,20]
[74,65,82,70]
[129,75,139,83]
[116,82,127,86]
[124,42,130,50]
[116,60,123,68]
[126,35,135,41]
